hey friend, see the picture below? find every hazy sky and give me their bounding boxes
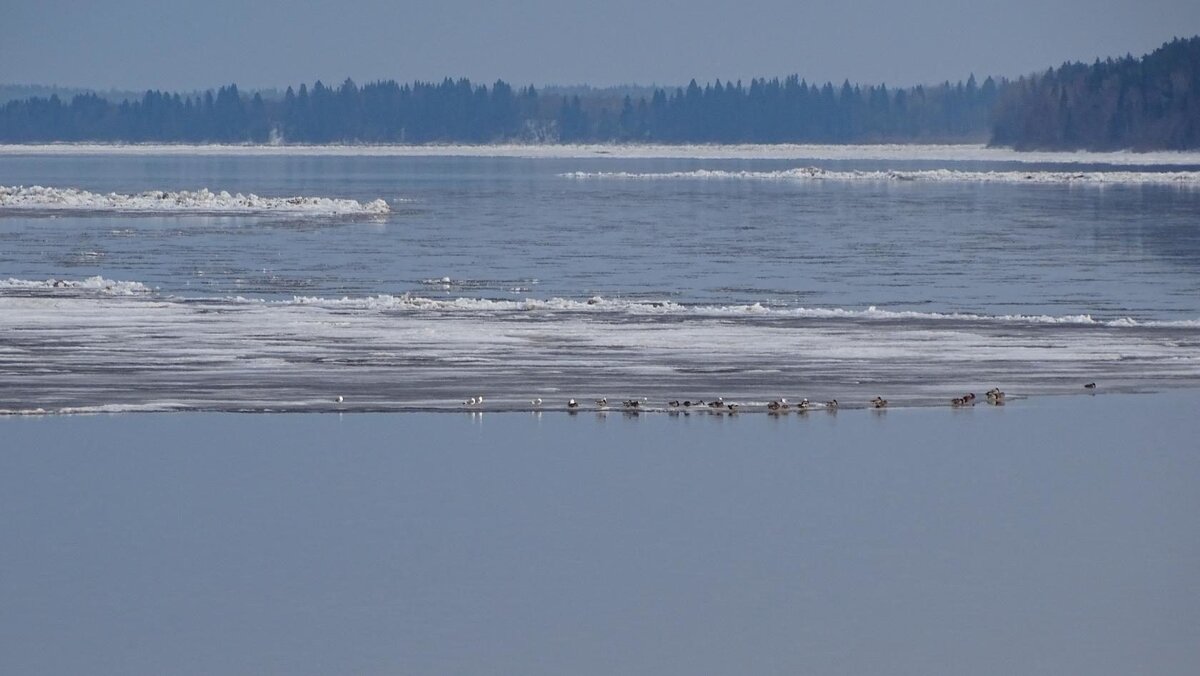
[3,0,1199,91]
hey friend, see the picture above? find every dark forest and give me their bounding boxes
[2,37,1196,150]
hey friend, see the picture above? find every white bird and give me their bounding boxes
[531,398,542,406]
[335,395,344,403]
[465,396,478,406]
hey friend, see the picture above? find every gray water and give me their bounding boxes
[2,391,1198,675]
[3,154,1200,316]
[1,150,1199,412]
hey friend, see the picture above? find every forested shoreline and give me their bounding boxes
[1,37,1196,150]
[992,37,1199,150]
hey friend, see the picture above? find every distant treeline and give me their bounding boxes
[1,37,1196,149]
[992,36,1200,150]
[0,76,997,145]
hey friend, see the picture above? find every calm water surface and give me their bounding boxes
[2,391,1198,675]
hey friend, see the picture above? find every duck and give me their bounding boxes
[952,397,965,406]
[567,398,579,409]
[726,403,739,413]
[464,396,478,406]
[796,398,811,411]
[824,399,838,409]
[767,400,782,412]
[335,395,344,404]
[622,399,640,409]
[595,397,608,408]
[871,396,888,409]
[707,397,725,409]
[1084,382,1097,389]
[669,400,681,408]
[531,398,542,407]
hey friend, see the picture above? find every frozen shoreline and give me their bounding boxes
[3,142,1200,165]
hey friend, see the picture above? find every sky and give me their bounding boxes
[3,0,1199,92]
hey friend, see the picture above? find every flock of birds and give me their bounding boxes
[331,384,1099,411]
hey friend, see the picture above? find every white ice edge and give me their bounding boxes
[0,275,152,295]
[561,167,1200,185]
[3,277,1196,327]
[2,143,1200,166]
[271,294,1200,327]
[0,185,390,214]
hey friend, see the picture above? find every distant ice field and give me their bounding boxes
[3,142,1200,166]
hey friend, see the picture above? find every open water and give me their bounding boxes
[1,145,1198,411]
